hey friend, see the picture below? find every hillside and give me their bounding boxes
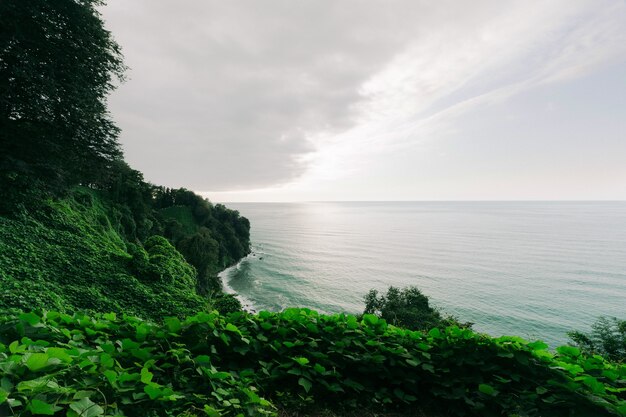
[0,183,250,319]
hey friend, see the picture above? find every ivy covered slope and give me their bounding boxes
[2,310,626,417]
[0,174,250,319]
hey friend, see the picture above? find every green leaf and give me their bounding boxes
[422,363,435,373]
[293,357,309,366]
[102,312,117,321]
[479,384,498,396]
[69,397,104,417]
[165,317,182,333]
[103,370,117,386]
[26,353,50,372]
[204,405,221,417]
[73,390,96,400]
[28,399,60,415]
[313,363,326,373]
[556,345,580,358]
[47,347,72,363]
[362,314,378,326]
[428,328,441,338]
[19,312,41,326]
[0,388,8,404]
[144,384,161,400]
[298,377,313,393]
[583,376,605,394]
[225,323,239,333]
[140,367,153,384]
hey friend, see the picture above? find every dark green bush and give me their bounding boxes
[364,286,444,331]
[213,294,243,315]
[570,317,626,362]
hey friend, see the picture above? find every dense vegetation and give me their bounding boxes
[2,1,626,416]
[2,310,626,417]
[0,181,250,319]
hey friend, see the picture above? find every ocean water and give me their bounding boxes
[220,202,626,346]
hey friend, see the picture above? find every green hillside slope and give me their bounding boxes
[0,186,247,319]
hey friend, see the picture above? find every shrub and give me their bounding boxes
[212,293,243,314]
[363,286,444,331]
[569,316,626,362]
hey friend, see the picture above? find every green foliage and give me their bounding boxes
[0,0,125,203]
[159,206,198,236]
[569,317,626,362]
[1,309,625,417]
[364,286,445,331]
[212,294,243,315]
[0,188,207,319]
[144,236,196,287]
[155,188,251,270]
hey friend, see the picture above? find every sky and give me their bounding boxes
[102,0,626,202]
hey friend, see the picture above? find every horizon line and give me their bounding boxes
[211,199,626,204]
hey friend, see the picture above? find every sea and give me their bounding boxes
[219,202,626,347]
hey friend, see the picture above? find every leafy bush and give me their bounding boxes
[1,309,625,417]
[569,316,626,362]
[144,236,197,287]
[213,294,243,315]
[364,286,444,331]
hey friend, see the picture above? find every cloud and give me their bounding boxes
[300,0,626,181]
[102,0,625,193]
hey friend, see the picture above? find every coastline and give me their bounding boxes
[219,252,258,313]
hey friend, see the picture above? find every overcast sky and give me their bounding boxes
[102,1,626,201]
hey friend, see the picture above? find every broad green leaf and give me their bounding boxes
[0,388,8,404]
[73,390,96,400]
[422,364,435,373]
[19,312,41,325]
[46,347,72,363]
[428,328,441,338]
[25,353,50,372]
[313,363,326,373]
[69,397,104,417]
[204,405,221,417]
[103,370,117,385]
[362,314,378,326]
[406,359,420,367]
[583,376,606,394]
[140,367,153,384]
[28,399,60,415]
[556,345,580,357]
[225,323,239,333]
[102,312,116,321]
[165,317,182,333]
[293,357,309,366]
[144,384,161,400]
[298,377,312,393]
[479,384,498,396]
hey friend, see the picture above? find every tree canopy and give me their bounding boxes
[0,0,125,199]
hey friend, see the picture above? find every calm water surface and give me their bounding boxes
[220,202,626,346]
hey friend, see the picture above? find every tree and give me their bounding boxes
[177,227,221,294]
[569,317,626,362]
[0,0,125,200]
[364,286,444,331]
